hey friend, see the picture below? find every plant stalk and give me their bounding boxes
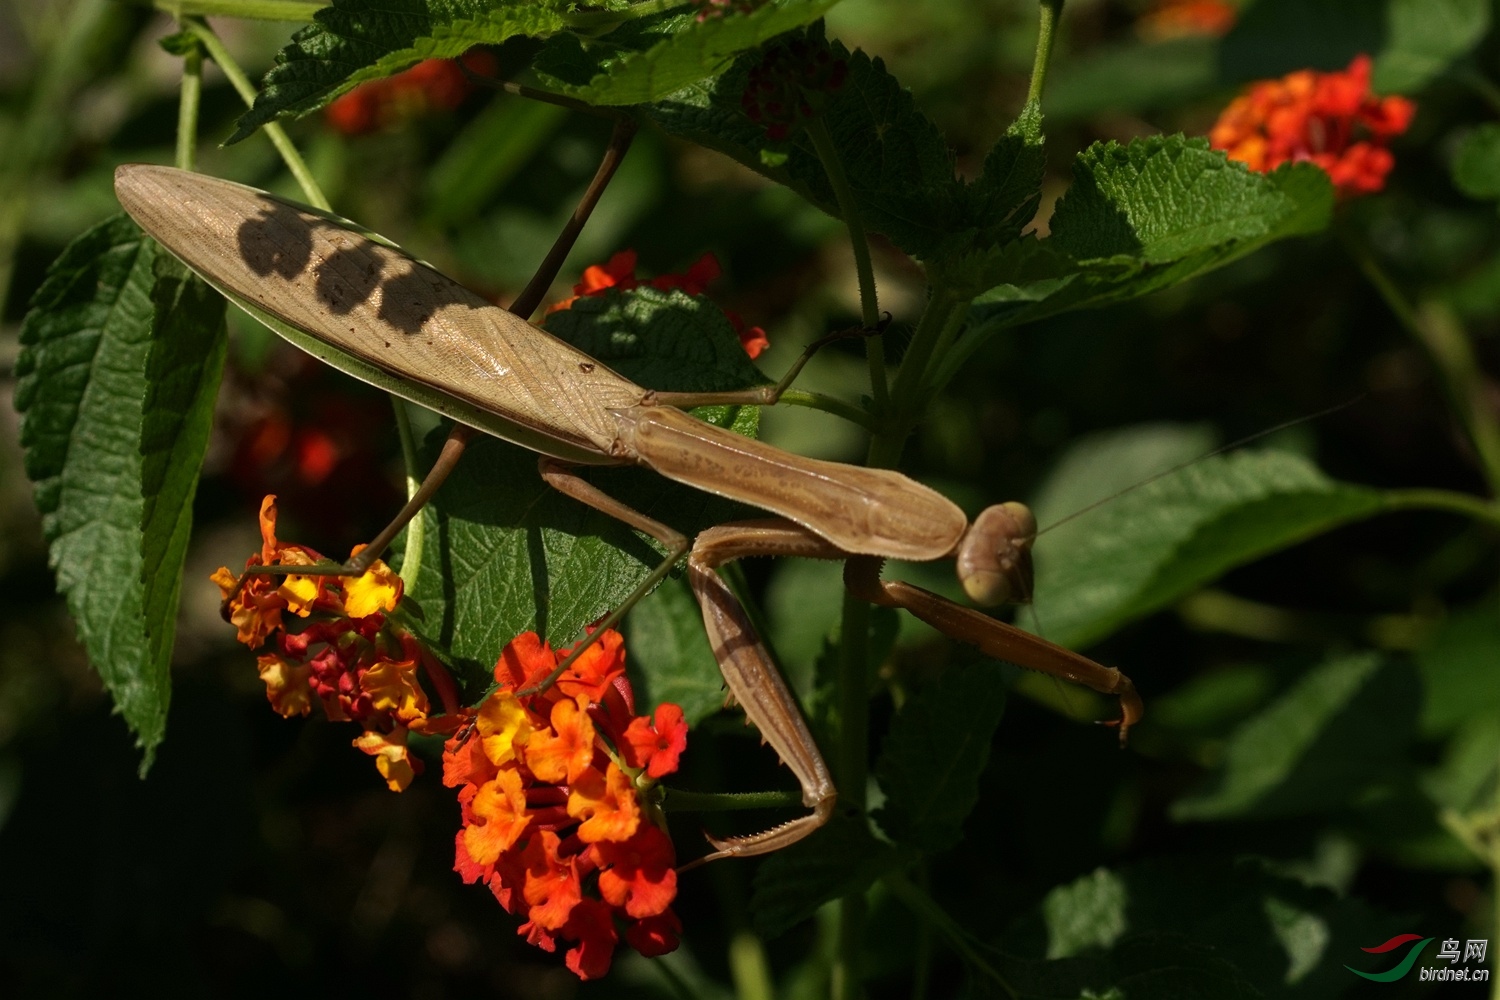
[174,33,202,172]
[183,17,331,211]
[806,116,888,412]
[1026,0,1065,107]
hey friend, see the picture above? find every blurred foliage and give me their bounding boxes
[3,0,1500,997]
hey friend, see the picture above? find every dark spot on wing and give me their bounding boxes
[237,202,311,278]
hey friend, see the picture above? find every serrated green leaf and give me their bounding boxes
[404,423,748,692]
[1454,124,1500,201]
[228,0,569,144]
[552,0,844,106]
[139,257,228,754]
[962,155,1332,372]
[1049,136,1295,264]
[623,574,727,726]
[644,35,975,262]
[872,662,1007,853]
[1029,446,1385,650]
[749,814,905,940]
[14,215,165,768]
[1173,653,1419,821]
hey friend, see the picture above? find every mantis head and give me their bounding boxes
[955,501,1037,606]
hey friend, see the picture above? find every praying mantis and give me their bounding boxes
[114,149,1141,861]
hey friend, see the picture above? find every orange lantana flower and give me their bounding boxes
[445,630,688,980]
[214,495,460,791]
[1210,55,1415,197]
[1137,0,1236,41]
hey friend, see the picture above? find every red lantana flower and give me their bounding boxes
[325,51,497,136]
[213,496,461,790]
[1209,55,1415,198]
[444,630,689,979]
[548,249,770,359]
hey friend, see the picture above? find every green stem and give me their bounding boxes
[778,389,877,431]
[806,116,888,413]
[1026,0,1065,107]
[658,787,803,812]
[393,401,426,589]
[150,0,321,20]
[885,872,1017,998]
[651,955,699,1000]
[175,34,203,172]
[1384,487,1500,529]
[876,288,964,465]
[833,589,871,1000]
[183,17,331,211]
[1345,234,1500,497]
[728,931,775,1000]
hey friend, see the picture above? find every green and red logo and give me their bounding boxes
[1346,934,1434,982]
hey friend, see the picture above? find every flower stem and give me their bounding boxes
[806,115,888,413]
[778,389,878,430]
[393,401,428,590]
[182,17,331,211]
[174,30,202,171]
[150,0,322,21]
[1026,0,1065,107]
[1344,233,1500,497]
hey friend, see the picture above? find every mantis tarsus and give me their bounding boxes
[114,153,1142,861]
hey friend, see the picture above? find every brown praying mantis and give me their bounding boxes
[114,143,1141,861]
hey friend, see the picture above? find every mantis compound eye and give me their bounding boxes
[956,501,1037,606]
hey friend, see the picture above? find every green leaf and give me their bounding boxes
[623,574,727,726]
[749,814,905,940]
[965,145,1332,334]
[1416,603,1500,736]
[1049,136,1299,264]
[139,257,228,750]
[1374,0,1490,93]
[1042,867,1128,958]
[550,0,844,106]
[1029,445,1384,650]
[644,34,977,263]
[228,0,569,144]
[872,662,1008,853]
[1173,653,1420,821]
[1453,124,1500,202]
[14,216,165,768]
[404,422,746,692]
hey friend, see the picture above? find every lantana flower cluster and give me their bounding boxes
[325,51,497,136]
[213,495,450,791]
[1210,55,1416,197]
[549,248,771,359]
[444,630,689,979]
